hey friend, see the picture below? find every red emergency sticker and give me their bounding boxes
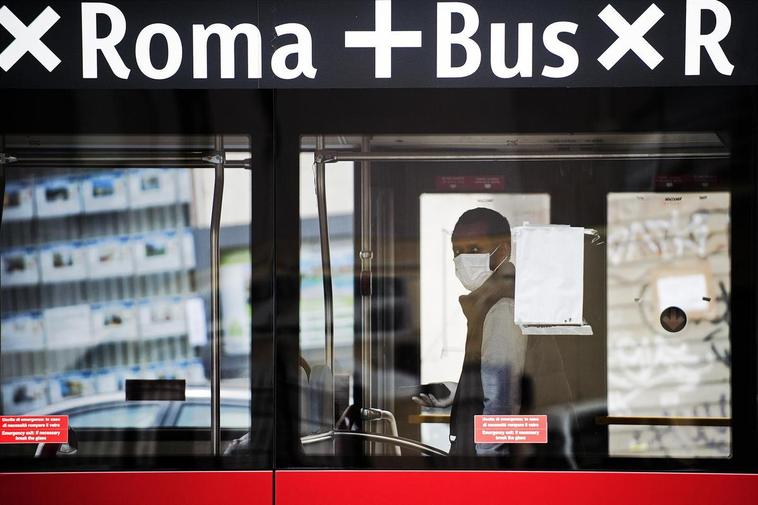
[474,415,547,444]
[0,415,68,444]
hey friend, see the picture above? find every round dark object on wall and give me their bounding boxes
[660,306,687,333]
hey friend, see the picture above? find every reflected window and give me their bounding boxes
[0,134,254,459]
[68,403,164,428]
[175,403,250,428]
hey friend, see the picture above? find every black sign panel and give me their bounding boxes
[0,0,756,88]
[125,379,186,401]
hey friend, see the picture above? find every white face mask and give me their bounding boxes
[453,245,507,292]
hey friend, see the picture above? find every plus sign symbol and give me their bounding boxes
[345,0,422,78]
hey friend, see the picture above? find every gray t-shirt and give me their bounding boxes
[477,298,527,455]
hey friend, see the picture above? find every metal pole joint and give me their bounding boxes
[314,151,336,164]
[0,153,18,165]
[202,152,226,165]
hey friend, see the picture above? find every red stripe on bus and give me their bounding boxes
[275,471,758,505]
[0,470,272,505]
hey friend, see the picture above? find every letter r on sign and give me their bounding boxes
[0,6,61,72]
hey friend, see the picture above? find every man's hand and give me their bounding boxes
[411,382,456,408]
[497,260,516,299]
[460,261,515,322]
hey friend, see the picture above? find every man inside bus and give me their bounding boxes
[412,207,572,456]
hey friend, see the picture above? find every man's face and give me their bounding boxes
[451,221,510,271]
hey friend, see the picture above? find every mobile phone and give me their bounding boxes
[399,382,451,400]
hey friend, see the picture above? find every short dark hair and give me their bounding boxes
[453,207,511,239]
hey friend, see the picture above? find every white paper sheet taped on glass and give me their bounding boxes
[513,225,585,326]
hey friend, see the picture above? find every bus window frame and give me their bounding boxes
[0,89,276,473]
[274,87,758,472]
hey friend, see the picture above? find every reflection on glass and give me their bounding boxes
[298,152,355,441]
[0,135,253,459]
[1,168,204,419]
[69,404,163,428]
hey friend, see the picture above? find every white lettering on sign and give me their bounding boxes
[271,23,317,80]
[436,2,481,78]
[437,3,580,80]
[491,22,533,78]
[542,22,579,78]
[81,2,131,79]
[136,23,182,80]
[345,0,423,78]
[0,5,60,72]
[0,416,68,444]
[192,23,262,79]
[597,3,664,70]
[0,0,739,83]
[685,0,733,76]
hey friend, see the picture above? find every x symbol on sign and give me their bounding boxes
[0,5,61,72]
[598,4,664,70]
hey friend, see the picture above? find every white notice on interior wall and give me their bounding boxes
[513,225,584,326]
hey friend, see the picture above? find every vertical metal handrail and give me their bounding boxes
[359,136,374,451]
[210,135,225,456]
[314,135,335,429]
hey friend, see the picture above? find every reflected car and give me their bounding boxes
[33,388,251,429]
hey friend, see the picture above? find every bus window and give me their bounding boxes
[0,134,263,465]
[292,132,745,469]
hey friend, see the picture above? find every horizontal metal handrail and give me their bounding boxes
[3,150,251,168]
[301,430,449,457]
[319,150,730,163]
[596,415,730,427]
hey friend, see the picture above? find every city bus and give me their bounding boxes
[1,1,757,503]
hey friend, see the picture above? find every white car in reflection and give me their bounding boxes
[34,388,251,429]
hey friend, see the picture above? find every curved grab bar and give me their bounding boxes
[301,430,449,457]
[362,408,401,456]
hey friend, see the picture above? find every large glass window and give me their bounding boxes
[291,133,748,468]
[0,135,258,464]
